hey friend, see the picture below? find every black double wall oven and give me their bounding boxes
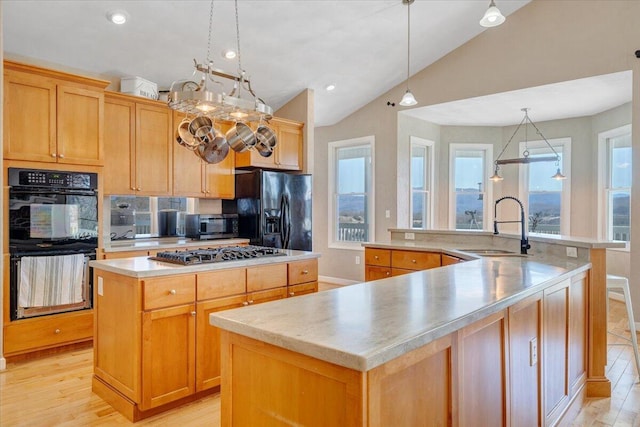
[8,168,98,320]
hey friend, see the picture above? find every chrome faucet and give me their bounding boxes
[493,196,531,255]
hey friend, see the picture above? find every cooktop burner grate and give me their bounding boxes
[149,245,287,265]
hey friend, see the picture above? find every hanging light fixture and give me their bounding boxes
[168,0,273,124]
[479,0,506,28]
[399,0,417,107]
[491,108,566,181]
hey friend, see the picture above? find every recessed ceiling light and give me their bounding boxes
[325,84,336,91]
[107,10,129,25]
[223,50,237,59]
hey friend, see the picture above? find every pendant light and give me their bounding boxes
[479,0,506,28]
[399,0,417,107]
[491,108,567,181]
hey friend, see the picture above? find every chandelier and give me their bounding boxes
[490,108,566,182]
[168,0,275,163]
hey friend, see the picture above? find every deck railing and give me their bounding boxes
[338,222,367,242]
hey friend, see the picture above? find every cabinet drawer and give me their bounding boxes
[442,254,463,266]
[143,275,195,310]
[287,282,318,297]
[288,259,318,285]
[197,268,246,300]
[365,249,391,267]
[365,266,392,281]
[248,287,288,305]
[391,250,441,270]
[247,263,287,292]
[3,310,93,355]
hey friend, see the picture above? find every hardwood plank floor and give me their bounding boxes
[1,288,638,426]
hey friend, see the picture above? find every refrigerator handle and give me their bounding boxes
[279,195,286,248]
[283,195,291,249]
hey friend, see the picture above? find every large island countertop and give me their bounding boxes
[209,255,590,371]
[89,249,320,278]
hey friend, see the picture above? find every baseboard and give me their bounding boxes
[318,275,360,286]
[608,293,640,330]
[0,357,6,371]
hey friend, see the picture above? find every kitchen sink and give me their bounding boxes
[457,248,527,257]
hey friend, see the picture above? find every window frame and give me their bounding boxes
[448,143,494,231]
[327,135,375,250]
[409,137,435,230]
[597,124,631,247]
[517,137,572,236]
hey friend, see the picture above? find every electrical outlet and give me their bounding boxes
[355,256,361,265]
[385,209,390,218]
[566,247,578,258]
[405,232,415,240]
[530,337,538,366]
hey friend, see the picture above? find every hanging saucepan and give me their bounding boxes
[197,128,230,164]
[226,122,256,153]
[177,118,200,148]
[189,116,213,139]
[254,125,278,158]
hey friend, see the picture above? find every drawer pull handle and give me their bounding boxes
[386,272,390,276]
[58,153,65,158]
[302,270,309,275]
[374,255,379,260]
[191,311,196,316]
[51,153,57,158]
[248,300,254,305]
[242,301,249,306]
[169,289,177,295]
[289,292,295,297]
[412,259,417,263]
[55,329,61,334]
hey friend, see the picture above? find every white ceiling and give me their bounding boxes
[1,0,532,127]
[402,70,633,126]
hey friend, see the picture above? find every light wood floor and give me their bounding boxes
[1,289,638,426]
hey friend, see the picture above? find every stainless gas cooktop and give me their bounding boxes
[149,245,286,265]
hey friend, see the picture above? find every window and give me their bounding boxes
[518,138,571,235]
[598,125,631,242]
[449,144,493,230]
[328,136,375,248]
[410,137,434,229]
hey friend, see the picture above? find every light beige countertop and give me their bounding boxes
[209,255,590,371]
[102,237,250,253]
[90,249,320,278]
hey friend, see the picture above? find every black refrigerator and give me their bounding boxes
[225,170,312,251]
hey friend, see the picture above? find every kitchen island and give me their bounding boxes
[89,248,319,422]
[210,234,621,427]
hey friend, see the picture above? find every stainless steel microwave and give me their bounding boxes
[185,214,239,240]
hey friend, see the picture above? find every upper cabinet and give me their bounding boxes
[3,61,108,166]
[104,92,172,196]
[172,113,235,199]
[235,117,303,171]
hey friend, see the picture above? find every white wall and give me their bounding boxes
[314,1,640,317]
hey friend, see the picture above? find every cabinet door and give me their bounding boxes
[3,69,57,162]
[275,120,302,170]
[287,282,317,297]
[365,266,391,281]
[248,287,287,304]
[104,97,136,194]
[57,85,104,165]
[141,304,195,410]
[135,103,172,195]
[569,272,587,394]
[173,138,206,197]
[204,150,235,199]
[543,282,570,424]
[196,295,247,392]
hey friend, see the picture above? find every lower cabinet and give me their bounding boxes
[219,271,589,427]
[364,248,444,281]
[93,258,318,421]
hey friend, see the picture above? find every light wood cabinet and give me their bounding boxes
[442,254,464,265]
[364,248,444,281]
[172,113,235,199]
[3,62,107,166]
[103,92,172,195]
[93,257,318,421]
[234,117,303,171]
